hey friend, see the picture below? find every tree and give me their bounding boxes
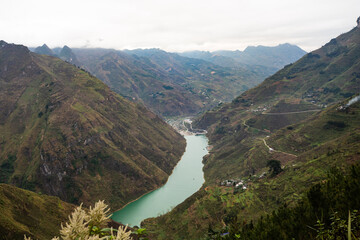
[267,160,282,176]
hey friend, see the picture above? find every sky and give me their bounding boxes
[1,0,359,52]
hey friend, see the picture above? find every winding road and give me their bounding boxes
[261,109,321,115]
[263,136,297,157]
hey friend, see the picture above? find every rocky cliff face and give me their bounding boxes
[0,41,186,209]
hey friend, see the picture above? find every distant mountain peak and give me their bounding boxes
[39,43,52,51]
[243,43,302,51]
[0,40,7,47]
[357,16,360,28]
[59,45,72,56]
[35,44,57,56]
[59,45,81,65]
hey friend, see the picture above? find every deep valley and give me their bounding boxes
[0,12,359,240]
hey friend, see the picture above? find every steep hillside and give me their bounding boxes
[144,91,360,240]
[0,183,74,240]
[207,163,360,239]
[0,41,185,210]
[73,48,270,117]
[143,24,360,239]
[194,25,360,136]
[73,48,200,116]
[191,24,360,185]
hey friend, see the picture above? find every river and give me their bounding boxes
[111,134,208,227]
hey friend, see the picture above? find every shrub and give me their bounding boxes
[266,160,282,177]
[324,120,346,130]
[24,200,132,240]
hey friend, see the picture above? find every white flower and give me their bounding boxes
[86,200,110,229]
[110,225,132,240]
[60,204,89,240]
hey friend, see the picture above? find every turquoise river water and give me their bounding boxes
[111,135,208,226]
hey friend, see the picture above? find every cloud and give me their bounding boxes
[0,0,359,52]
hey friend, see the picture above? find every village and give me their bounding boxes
[219,171,267,194]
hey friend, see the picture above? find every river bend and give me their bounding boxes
[111,135,208,226]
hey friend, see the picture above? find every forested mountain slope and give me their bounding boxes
[0,184,75,240]
[73,48,271,117]
[143,24,360,239]
[0,41,185,210]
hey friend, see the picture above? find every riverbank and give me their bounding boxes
[111,135,209,227]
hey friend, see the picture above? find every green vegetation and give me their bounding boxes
[266,160,282,177]
[1,22,359,240]
[144,101,360,239]
[0,155,16,182]
[73,48,273,117]
[24,200,133,240]
[194,25,360,133]
[0,42,185,211]
[206,165,360,240]
[143,25,360,239]
[0,183,74,239]
[0,188,141,240]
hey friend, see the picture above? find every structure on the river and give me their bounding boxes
[183,119,207,135]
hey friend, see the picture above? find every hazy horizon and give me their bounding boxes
[1,0,359,52]
[26,42,305,54]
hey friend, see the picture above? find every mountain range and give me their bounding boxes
[180,43,307,69]
[1,18,359,240]
[142,20,360,239]
[30,44,306,117]
[0,41,185,212]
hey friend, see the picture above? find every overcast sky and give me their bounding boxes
[1,0,359,52]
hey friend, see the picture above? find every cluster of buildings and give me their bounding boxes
[220,172,268,193]
[250,105,269,113]
[220,179,247,190]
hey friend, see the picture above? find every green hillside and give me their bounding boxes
[0,183,74,240]
[143,25,360,239]
[33,44,305,118]
[194,26,360,133]
[73,48,201,117]
[0,41,185,210]
[189,25,360,183]
[143,98,360,239]
[71,48,273,117]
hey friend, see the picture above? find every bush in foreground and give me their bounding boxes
[25,200,132,240]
